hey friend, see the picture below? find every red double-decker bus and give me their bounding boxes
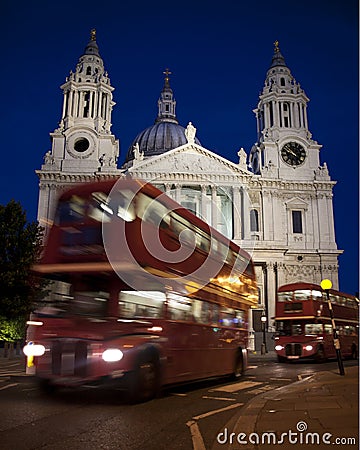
[25,178,258,401]
[274,282,359,362]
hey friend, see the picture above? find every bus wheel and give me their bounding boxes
[232,351,244,379]
[315,346,326,363]
[129,353,160,403]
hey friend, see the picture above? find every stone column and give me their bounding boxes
[304,105,309,129]
[262,190,273,241]
[68,91,74,117]
[299,104,304,128]
[211,185,217,229]
[279,102,284,127]
[200,185,209,222]
[72,91,78,117]
[242,187,250,240]
[79,91,85,118]
[89,91,94,118]
[266,262,277,326]
[326,193,336,245]
[62,91,68,119]
[232,186,242,240]
[175,183,181,204]
[273,101,279,127]
[37,183,50,227]
[264,103,269,129]
[165,183,172,197]
[290,102,295,128]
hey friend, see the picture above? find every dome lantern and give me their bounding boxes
[124,70,201,165]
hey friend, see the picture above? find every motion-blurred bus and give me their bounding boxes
[25,178,258,401]
[274,282,358,362]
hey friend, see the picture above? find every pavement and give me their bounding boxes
[212,352,359,449]
[0,352,358,449]
[0,352,28,381]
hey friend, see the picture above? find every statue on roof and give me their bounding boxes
[133,143,144,161]
[237,148,247,168]
[185,122,197,144]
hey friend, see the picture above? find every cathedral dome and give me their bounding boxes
[124,70,201,164]
[126,122,201,161]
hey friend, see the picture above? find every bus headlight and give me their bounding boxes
[102,348,123,362]
[305,345,313,351]
[23,342,46,357]
[275,345,283,351]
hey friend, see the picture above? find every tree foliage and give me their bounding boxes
[0,200,48,319]
[0,316,25,342]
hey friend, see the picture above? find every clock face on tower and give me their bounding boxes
[281,142,306,166]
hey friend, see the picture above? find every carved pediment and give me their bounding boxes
[285,196,309,210]
[128,144,251,177]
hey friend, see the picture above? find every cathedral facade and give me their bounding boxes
[36,31,341,335]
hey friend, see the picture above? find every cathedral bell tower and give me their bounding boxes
[36,30,120,230]
[250,41,324,180]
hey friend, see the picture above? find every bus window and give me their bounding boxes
[294,290,311,301]
[234,310,246,328]
[233,254,252,278]
[277,292,292,302]
[170,212,195,245]
[57,195,86,224]
[344,326,357,336]
[216,242,228,262]
[119,291,165,319]
[226,250,236,266]
[71,290,109,317]
[194,227,210,252]
[88,191,112,223]
[191,299,211,324]
[167,293,192,321]
[324,324,333,335]
[305,323,323,335]
[137,193,169,228]
[211,303,220,324]
[311,290,323,300]
[291,323,302,335]
[114,190,136,222]
[276,321,292,336]
[220,308,240,328]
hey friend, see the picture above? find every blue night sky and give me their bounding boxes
[1,0,358,295]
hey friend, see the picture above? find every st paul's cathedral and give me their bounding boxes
[36,30,341,339]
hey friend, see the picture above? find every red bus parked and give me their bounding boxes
[274,282,358,362]
[25,178,258,401]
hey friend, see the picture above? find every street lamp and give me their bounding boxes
[261,311,267,355]
[320,279,345,376]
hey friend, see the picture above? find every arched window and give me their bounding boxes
[250,209,259,232]
[86,66,92,75]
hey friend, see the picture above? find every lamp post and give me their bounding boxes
[261,311,267,355]
[320,279,345,376]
